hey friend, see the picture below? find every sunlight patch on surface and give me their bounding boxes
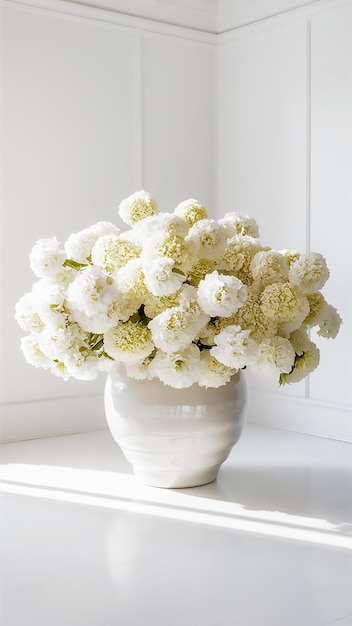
[1,463,352,550]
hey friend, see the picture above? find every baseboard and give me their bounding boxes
[248,389,352,443]
[0,394,107,443]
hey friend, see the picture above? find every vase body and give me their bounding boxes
[104,364,248,489]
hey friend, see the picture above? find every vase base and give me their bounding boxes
[133,465,220,489]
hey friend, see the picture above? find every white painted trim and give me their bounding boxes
[218,0,352,41]
[1,0,218,41]
[0,395,106,443]
[248,390,352,443]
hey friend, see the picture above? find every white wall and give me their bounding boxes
[0,1,216,441]
[1,0,351,442]
[218,0,352,440]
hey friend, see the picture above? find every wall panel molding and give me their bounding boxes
[1,0,218,41]
[218,0,352,41]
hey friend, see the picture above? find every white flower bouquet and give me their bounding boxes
[16,191,342,389]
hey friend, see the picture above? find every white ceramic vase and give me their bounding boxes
[104,364,248,489]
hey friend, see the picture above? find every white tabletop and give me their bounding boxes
[1,424,352,626]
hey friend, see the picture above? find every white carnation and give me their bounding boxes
[134,212,188,239]
[210,325,258,369]
[31,279,68,329]
[148,302,209,353]
[38,323,84,362]
[186,219,227,260]
[124,354,156,380]
[91,233,141,273]
[198,349,237,388]
[219,212,260,238]
[104,320,154,363]
[317,303,342,339]
[174,199,208,227]
[20,335,52,369]
[280,340,320,385]
[148,345,201,388]
[65,222,120,263]
[66,266,122,332]
[15,293,44,333]
[29,237,66,278]
[288,252,330,294]
[118,190,158,226]
[251,250,289,284]
[143,257,185,297]
[197,271,248,318]
[252,336,295,377]
[65,353,100,381]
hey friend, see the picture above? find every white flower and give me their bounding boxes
[174,199,208,227]
[104,321,154,363]
[29,237,66,278]
[15,191,341,388]
[134,212,188,239]
[66,266,122,332]
[20,335,52,369]
[252,336,295,377]
[280,340,320,385]
[142,231,196,274]
[65,222,119,263]
[186,219,227,260]
[210,325,258,369]
[15,293,44,333]
[260,282,309,324]
[288,252,330,294]
[148,301,209,353]
[114,258,147,313]
[143,256,185,297]
[219,212,260,238]
[316,303,342,339]
[198,350,237,388]
[197,271,247,318]
[65,354,100,381]
[217,235,262,276]
[91,233,141,273]
[251,250,289,285]
[124,354,155,381]
[30,279,68,329]
[118,190,158,226]
[148,345,201,388]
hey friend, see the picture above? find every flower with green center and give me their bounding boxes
[104,320,154,363]
[251,250,289,286]
[65,221,120,263]
[260,282,308,324]
[148,301,209,353]
[118,190,158,226]
[92,234,141,273]
[188,257,217,287]
[174,199,208,227]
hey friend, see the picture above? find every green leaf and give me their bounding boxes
[172,267,186,276]
[63,259,88,270]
